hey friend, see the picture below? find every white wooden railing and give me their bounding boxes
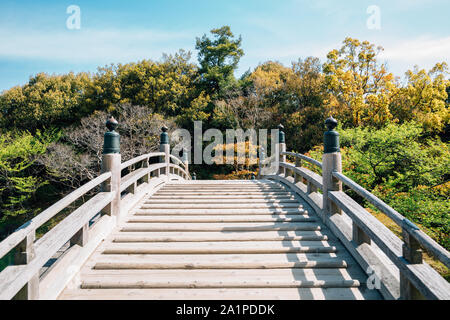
[0,126,190,300]
[259,124,450,300]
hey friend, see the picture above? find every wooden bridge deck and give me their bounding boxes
[59,180,381,300]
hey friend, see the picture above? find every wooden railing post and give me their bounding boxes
[258,147,265,179]
[143,157,150,183]
[294,156,301,183]
[307,181,318,195]
[352,221,371,246]
[12,232,39,300]
[182,147,189,179]
[278,124,286,176]
[322,116,342,215]
[101,116,122,218]
[400,222,424,299]
[70,223,89,247]
[160,125,170,181]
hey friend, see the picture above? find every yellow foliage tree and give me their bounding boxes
[323,37,396,128]
[212,140,258,172]
[390,62,449,134]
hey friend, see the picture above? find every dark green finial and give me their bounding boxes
[278,124,285,144]
[103,116,120,154]
[251,173,256,180]
[325,116,338,131]
[160,125,169,145]
[192,172,197,180]
[324,116,339,153]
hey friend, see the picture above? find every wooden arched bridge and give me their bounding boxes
[0,118,449,300]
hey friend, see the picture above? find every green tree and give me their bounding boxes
[0,130,57,235]
[196,26,244,96]
[86,50,200,117]
[338,122,449,190]
[0,72,93,131]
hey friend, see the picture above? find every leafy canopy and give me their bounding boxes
[196,26,244,96]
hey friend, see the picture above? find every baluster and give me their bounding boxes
[13,232,39,300]
[307,181,318,194]
[352,222,371,245]
[143,158,150,183]
[400,223,424,300]
[258,147,265,179]
[322,116,342,215]
[294,156,301,183]
[278,124,286,176]
[70,223,89,247]
[182,147,189,178]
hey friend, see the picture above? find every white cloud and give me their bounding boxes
[240,35,450,77]
[379,36,450,73]
[0,27,195,63]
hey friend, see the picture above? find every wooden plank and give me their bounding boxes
[150,195,297,200]
[102,241,336,254]
[80,268,359,280]
[59,287,380,300]
[140,203,303,209]
[155,191,295,196]
[121,222,321,232]
[145,199,300,204]
[167,180,277,184]
[93,253,348,270]
[165,184,281,188]
[135,208,308,215]
[81,278,360,289]
[127,215,315,223]
[161,185,285,189]
[112,231,328,242]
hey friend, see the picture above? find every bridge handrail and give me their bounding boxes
[120,152,165,171]
[169,163,190,180]
[169,154,188,171]
[120,163,167,193]
[0,191,114,300]
[279,162,323,190]
[0,172,112,260]
[264,121,450,300]
[0,121,192,300]
[332,171,450,268]
[281,151,323,169]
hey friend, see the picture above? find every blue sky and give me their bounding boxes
[0,0,449,92]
